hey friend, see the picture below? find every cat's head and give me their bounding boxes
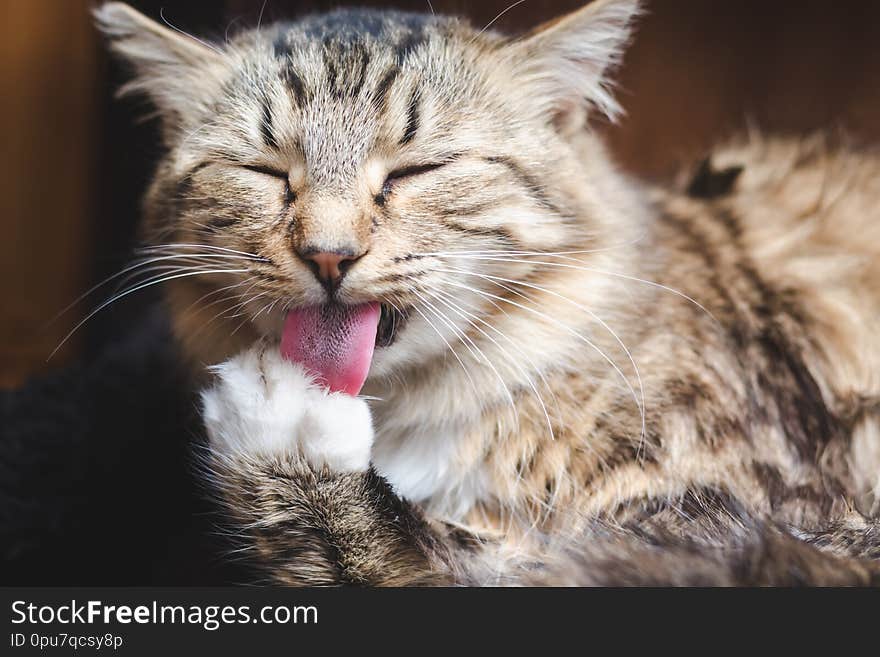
[96,0,641,382]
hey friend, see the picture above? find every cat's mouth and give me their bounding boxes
[277,301,409,395]
[376,303,408,348]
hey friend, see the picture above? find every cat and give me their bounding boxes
[93,0,880,585]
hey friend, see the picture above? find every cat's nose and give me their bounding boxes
[297,248,361,292]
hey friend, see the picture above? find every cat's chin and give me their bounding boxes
[167,278,416,381]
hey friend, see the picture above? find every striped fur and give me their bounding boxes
[96,1,880,585]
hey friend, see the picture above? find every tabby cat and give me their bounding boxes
[94,0,880,585]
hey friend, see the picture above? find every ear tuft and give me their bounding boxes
[94,2,222,67]
[514,0,641,130]
[94,2,225,127]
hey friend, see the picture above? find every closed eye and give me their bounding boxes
[242,164,295,203]
[378,162,449,205]
[384,162,447,185]
[242,164,289,180]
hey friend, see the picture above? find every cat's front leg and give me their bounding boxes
[200,343,454,586]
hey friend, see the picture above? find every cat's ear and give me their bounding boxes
[94,2,226,127]
[511,0,640,132]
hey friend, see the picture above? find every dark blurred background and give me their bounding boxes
[3,0,880,388]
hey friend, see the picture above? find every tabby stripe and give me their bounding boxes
[665,375,746,449]
[375,271,426,285]
[712,206,776,320]
[322,44,342,98]
[173,161,211,216]
[484,156,560,214]
[183,161,210,178]
[372,67,399,108]
[251,268,282,283]
[392,253,428,263]
[175,161,210,197]
[401,86,420,144]
[673,206,842,461]
[713,205,745,242]
[208,215,239,229]
[350,45,371,97]
[581,414,660,491]
[283,66,308,107]
[260,95,279,149]
[755,324,841,461]
[437,201,496,218]
[752,462,831,513]
[659,210,738,322]
[442,218,517,244]
[605,486,743,525]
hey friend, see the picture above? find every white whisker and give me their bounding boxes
[137,243,265,259]
[159,8,226,56]
[410,237,646,259]
[414,289,520,429]
[424,282,556,442]
[436,266,647,446]
[435,254,717,322]
[435,278,643,445]
[256,0,269,32]
[49,251,261,325]
[49,268,248,361]
[470,0,528,42]
[180,277,258,320]
[408,301,480,398]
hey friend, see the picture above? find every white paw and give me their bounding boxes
[201,343,373,472]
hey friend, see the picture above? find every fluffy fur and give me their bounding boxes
[89,0,880,585]
[203,343,374,472]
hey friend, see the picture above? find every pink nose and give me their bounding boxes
[299,250,359,289]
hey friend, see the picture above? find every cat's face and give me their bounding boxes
[97,1,638,377]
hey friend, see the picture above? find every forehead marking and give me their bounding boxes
[372,66,400,109]
[260,93,279,150]
[282,66,308,107]
[484,155,560,214]
[350,44,371,98]
[321,39,372,100]
[401,86,421,145]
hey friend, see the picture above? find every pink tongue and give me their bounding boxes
[280,303,380,396]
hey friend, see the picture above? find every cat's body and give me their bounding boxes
[91,0,880,585]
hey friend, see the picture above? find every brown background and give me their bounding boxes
[2,0,879,387]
